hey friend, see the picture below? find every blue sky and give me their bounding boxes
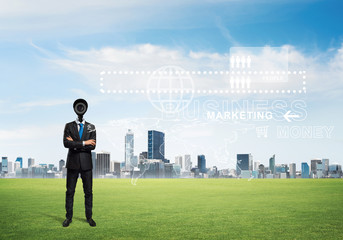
[1,0,343,170]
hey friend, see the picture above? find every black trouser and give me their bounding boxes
[65,168,93,220]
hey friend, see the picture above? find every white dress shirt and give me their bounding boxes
[75,118,86,146]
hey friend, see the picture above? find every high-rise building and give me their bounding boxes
[289,163,296,178]
[14,162,20,171]
[110,161,115,172]
[328,164,342,178]
[28,158,35,168]
[131,156,138,168]
[2,157,8,172]
[148,130,165,162]
[274,164,288,175]
[258,164,265,178]
[236,154,252,176]
[301,162,309,178]
[269,154,275,174]
[316,163,324,178]
[113,162,121,176]
[254,161,260,171]
[311,159,322,177]
[197,155,206,173]
[175,156,182,168]
[139,152,148,163]
[48,164,54,170]
[125,129,134,171]
[322,158,329,176]
[91,151,96,177]
[96,152,110,177]
[59,159,65,171]
[7,161,14,173]
[16,157,23,168]
[183,154,191,171]
[139,159,165,178]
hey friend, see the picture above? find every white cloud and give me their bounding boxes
[0,124,61,141]
[19,99,72,108]
[0,0,220,34]
[0,98,74,114]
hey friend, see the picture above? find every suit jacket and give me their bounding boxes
[63,121,96,170]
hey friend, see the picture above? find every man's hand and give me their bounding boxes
[85,139,96,146]
[67,136,73,141]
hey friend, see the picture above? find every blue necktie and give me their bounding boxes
[79,123,84,139]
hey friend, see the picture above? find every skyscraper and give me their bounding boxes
[131,156,138,168]
[310,159,322,177]
[269,154,275,174]
[148,130,165,162]
[258,164,265,178]
[183,154,191,171]
[16,157,23,168]
[237,154,252,176]
[48,164,54,170]
[175,156,182,168]
[125,129,134,171]
[316,162,324,178]
[322,158,329,176]
[328,164,342,178]
[197,155,206,173]
[7,161,14,173]
[254,161,260,171]
[2,157,8,172]
[59,159,65,171]
[96,152,110,177]
[139,151,148,163]
[28,158,35,168]
[301,162,309,178]
[14,162,20,171]
[274,164,288,175]
[289,163,296,178]
[91,151,96,177]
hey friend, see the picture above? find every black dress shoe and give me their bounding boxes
[62,218,72,227]
[87,218,96,227]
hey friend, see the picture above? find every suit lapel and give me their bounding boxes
[72,121,81,141]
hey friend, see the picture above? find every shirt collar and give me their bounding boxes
[75,118,85,125]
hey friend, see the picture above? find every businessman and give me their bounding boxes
[62,99,97,227]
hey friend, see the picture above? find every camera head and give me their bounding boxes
[73,99,88,122]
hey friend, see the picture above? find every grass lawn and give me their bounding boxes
[0,178,342,240]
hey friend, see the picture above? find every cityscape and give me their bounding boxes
[1,129,342,179]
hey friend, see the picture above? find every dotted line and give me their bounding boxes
[99,70,307,94]
[100,70,307,75]
[99,89,306,94]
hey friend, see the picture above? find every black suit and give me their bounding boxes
[63,121,96,220]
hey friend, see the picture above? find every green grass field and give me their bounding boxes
[0,178,342,240]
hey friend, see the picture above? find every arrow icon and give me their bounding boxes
[284,110,300,122]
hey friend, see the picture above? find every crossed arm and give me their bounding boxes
[63,124,96,151]
[66,136,96,147]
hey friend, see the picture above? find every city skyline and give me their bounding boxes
[1,135,339,173]
[2,152,341,179]
[1,129,340,178]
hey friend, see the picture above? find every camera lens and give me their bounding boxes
[77,104,85,112]
[74,102,87,115]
